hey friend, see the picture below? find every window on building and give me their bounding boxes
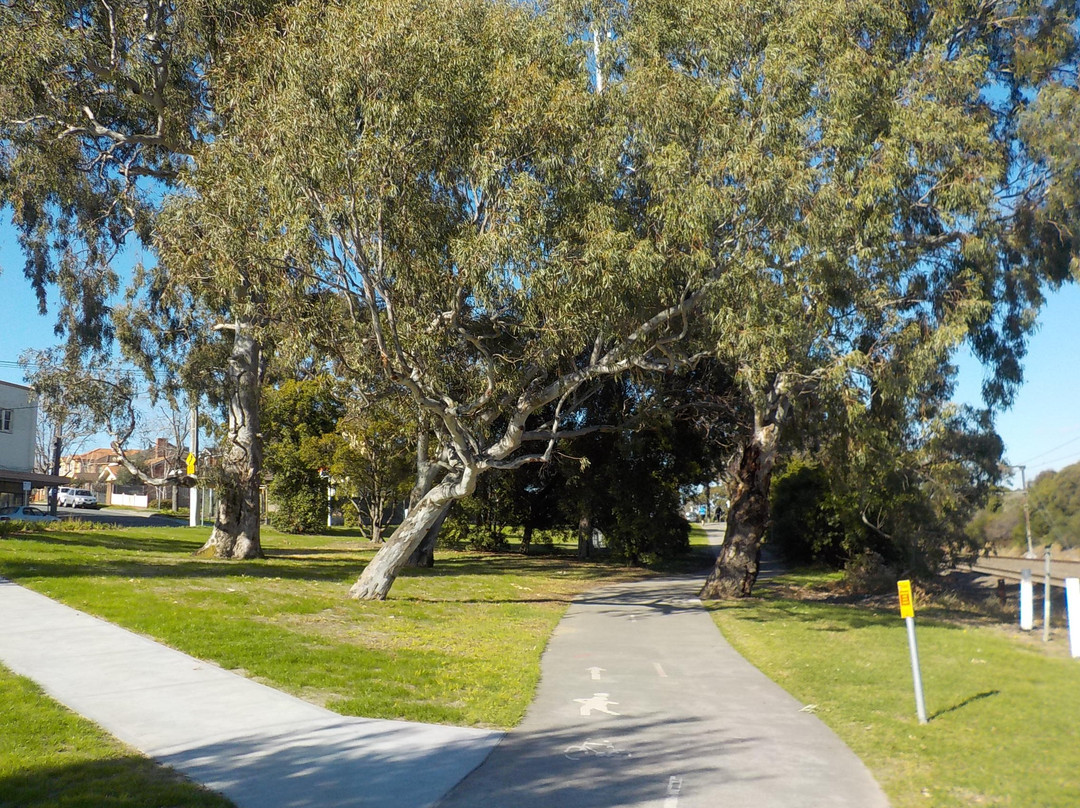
[0,409,12,432]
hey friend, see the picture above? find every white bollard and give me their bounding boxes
[1020,569,1034,631]
[1065,578,1080,659]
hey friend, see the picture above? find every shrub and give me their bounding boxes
[769,459,848,566]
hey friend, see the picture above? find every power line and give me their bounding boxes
[1016,434,1080,466]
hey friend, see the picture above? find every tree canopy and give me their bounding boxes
[6,0,1077,598]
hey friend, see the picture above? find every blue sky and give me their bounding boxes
[2,214,1079,486]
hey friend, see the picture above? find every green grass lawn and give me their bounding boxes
[0,523,649,727]
[5,522,1075,807]
[0,522,657,807]
[0,664,233,808]
[709,573,1080,807]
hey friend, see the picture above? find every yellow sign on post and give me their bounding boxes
[897,580,915,618]
[897,579,927,724]
[186,452,197,476]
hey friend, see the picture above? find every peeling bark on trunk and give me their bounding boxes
[351,467,477,599]
[700,382,790,599]
[197,324,263,560]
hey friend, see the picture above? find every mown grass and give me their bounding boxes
[0,524,651,728]
[708,572,1080,807]
[0,664,233,808]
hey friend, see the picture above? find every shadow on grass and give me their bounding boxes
[0,755,234,808]
[706,598,968,634]
[9,529,207,555]
[0,532,673,599]
[929,690,1001,720]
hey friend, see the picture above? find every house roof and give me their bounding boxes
[97,463,124,482]
[72,448,116,461]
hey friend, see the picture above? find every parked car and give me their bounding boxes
[0,505,59,523]
[57,487,98,508]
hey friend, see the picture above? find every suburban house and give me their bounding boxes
[0,380,68,506]
[61,447,120,483]
[70,438,190,508]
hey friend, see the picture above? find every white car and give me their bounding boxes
[0,505,59,523]
[57,487,98,508]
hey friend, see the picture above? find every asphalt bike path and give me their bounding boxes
[436,529,890,808]
[0,579,500,808]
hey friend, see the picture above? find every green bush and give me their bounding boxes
[769,459,848,566]
[268,467,327,534]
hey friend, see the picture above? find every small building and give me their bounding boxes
[0,380,68,506]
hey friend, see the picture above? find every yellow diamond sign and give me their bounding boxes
[186,452,197,476]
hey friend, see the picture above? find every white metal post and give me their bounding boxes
[1065,578,1080,659]
[189,405,199,528]
[1020,568,1034,631]
[905,616,928,725]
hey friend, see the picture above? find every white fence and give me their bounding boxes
[111,492,149,508]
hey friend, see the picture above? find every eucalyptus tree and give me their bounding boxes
[20,349,102,476]
[154,0,1078,600]
[155,0,715,599]
[0,0,291,558]
[578,0,1079,598]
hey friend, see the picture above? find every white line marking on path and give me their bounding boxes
[663,775,683,808]
[653,662,667,678]
[587,666,605,680]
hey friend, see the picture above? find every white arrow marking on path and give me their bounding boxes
[587,666,605,680]
[574,693,621,716]
[663,775,683,808]
[653,662,667,678]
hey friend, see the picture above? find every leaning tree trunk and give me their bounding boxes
[406,430,444,568]
[197,324,263,560]
[350,467,477,600]
[700,384,790,599]
[406,503,449,568]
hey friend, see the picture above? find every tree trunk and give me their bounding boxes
[521,522,534,555]
[577,512,592,559]
[350,468,477,599]
[197,324,263,560]
[406,430,444,567]
[406,503,449,567]
[700,382,790,599]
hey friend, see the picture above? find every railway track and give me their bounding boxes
[960,555,1080,589]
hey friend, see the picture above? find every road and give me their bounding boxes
[53,505,188,529]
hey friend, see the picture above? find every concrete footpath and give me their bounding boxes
[0,579,501,808]
[1,529,890,808]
